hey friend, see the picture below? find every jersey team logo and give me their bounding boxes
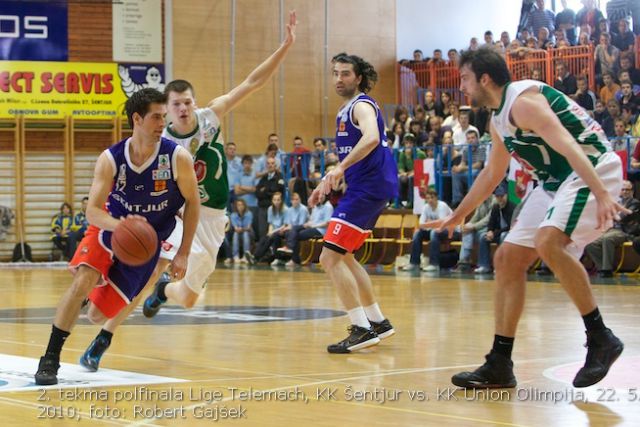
[194,160,207,183]
[158,154,170,169]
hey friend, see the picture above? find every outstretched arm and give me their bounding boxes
[511,91,629,229]
[207,10,297,118]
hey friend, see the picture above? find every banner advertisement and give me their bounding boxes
[0,1,68,61]
[0,61,165,119]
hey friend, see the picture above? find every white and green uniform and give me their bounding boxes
[160,108,229,293]
[492,80,622,255]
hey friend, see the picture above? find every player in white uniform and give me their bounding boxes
[79,11,297,371]
[427,48,628,389]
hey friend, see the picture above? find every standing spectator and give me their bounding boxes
[594,33,620,82]
[467,37,480,52]
[50,202,73,260]
[500,32,511,50]
[553,61,578,95]
[255,143,282,179]
[576,0,605,37]
[397,134,426,207]
[256,157,285,240]
[474,187,515,274]
[427,49,445,67]
[482,31,494,48]
[556,0,577,45]
[234,155,259,232]
[225,142,242,209]
[455,196,493,272]
[289,136,311,202]
[230,199,254,264]
[452,130,486,207]
[599,72,621,104]
[447,48,460,66]
[246,192,287,265]
[401,188,459,272]
[606,1,632,32]
[529,0,556,36]
[309,137,328,181]
[67,197,89,260]
[571,75,597,111]
[452,110,479,147]
[585,181,640,277]
[277,195,332,266]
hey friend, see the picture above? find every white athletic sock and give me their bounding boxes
[347,307,371,329]
[364,303,385,323]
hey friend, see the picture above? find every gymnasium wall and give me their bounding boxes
[172,0,397,154]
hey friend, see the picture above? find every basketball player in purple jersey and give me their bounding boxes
[34,89,200,385]
[309,53,398,353]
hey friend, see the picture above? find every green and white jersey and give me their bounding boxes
[491,80,610,191]
[163,108,228,210]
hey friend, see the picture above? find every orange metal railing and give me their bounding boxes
[398,45,596,106]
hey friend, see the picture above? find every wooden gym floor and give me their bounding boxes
[0,266,638,426]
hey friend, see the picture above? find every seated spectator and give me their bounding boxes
[51,202,73,260]
[612,19,635,60]
[628,139,640,180]
[387,122,405,149]
[577,31,592,47]
[585,180,640,277]
[553,61,577,95]
[474,186,515,274]
[611,119,631,152]
[277,194,333,266]
[452,130,486,207]
[620,104,638,136]
[256,157,285,240]
[272,192,310,266]
[401,189,459,272]
[594,33,620,82]
[618,70,640,95]
[619,55,640,86]
[408,120,429,146]
[593,99,608,124]
[230,199,253,264]
[555,0,577,45]
[423,90,440,117]
[397,134,426,207]
[67,197,89,260]
[538,27,555,49]
[234,154,259,232]
[606,2,632,31]
[390,105,412,132]
[600,72,621,105]
[616,80,640,108]
[452,110,479,147]
[439,91,454,118]
[255,143,282,179]
[455,195,493,272]
[571,75,597,112]
[530,67,544,81]
[246,192,287,265]
[413,106,428,129]
[425,115,452,145]
[602,99,621,137]
[468,106,490,136]
[442,102,460,128]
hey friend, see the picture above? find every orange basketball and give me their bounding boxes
[111,217,158,266]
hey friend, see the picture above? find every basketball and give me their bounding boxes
[111,217,158,266]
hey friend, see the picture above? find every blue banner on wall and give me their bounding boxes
[0,1,68,61]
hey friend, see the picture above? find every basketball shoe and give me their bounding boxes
[369,319,395,339]
[143,272,170,318]
[573,328,624,388]
[35,355,60,385]
[451,352,517,388]
[327,325,380,353]
[79,336,110,372]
